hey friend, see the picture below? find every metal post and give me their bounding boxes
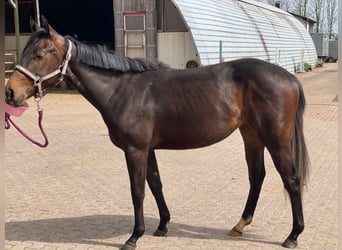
[13,0,21,62]
[35,0,40,26]
[275,48,281,65]
[300,48,305,72]
[219,41,224,63]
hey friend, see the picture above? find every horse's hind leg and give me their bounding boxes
[229,124,265,236]
[147,150,170,236]
[268,145,304,249]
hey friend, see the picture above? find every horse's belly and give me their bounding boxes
[154,119,239,149]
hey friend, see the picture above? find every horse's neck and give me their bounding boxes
[67,61,121,112]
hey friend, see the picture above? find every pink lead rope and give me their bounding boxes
[4,40,73,148]
[5,102,49,148]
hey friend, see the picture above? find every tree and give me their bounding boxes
[326,0,337,38]
[256,0,338,36]
[313,0,324,33]
[281,0,292,11]
[292,0,310,16]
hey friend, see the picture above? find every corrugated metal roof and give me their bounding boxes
[171,0,317,73]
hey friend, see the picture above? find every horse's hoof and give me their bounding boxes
[282,238,298,249]
[120,242,137,250]
[154,227,168,237]
[228,228,242,236]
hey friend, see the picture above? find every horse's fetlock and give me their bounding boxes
[296,222,304,234]
[161,213,170,222]
[244,216,253,225]
[135,226,145,237]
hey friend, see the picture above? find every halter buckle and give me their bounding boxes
[34,79,44,99]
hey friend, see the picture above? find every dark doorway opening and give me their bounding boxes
[5,0,115,49]
[40,0,115,49]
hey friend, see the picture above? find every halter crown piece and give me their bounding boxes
[15,40,73,98]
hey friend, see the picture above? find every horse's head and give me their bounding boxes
[5,16,69,107]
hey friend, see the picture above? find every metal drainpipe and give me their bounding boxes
[219,41,224,63]
[35,0,40,26]
[8,0,15,8]
[9,0,21,63]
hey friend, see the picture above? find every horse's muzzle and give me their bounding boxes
[5,88,14,103]
[5,88,25,107]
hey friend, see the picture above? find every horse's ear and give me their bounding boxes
[40,15,51,34]
[40,15,59,38]
[29,16,40,32]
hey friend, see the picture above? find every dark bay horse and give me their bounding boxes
[5,17,309,249]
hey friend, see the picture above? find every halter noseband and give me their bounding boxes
[15,39,73,99]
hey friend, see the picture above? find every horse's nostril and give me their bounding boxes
[5,89,14,102]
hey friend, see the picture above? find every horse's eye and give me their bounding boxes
[35,54,43,60]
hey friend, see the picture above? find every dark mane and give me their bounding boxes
[65,36,169,73]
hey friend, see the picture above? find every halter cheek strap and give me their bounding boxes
[15,40,73,98]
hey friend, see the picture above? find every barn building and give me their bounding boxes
[5,0,317,75]
[114,0,317,73]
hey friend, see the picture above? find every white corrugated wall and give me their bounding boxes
[171,0,317,73]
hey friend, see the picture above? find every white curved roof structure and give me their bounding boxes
[172,0,317,73]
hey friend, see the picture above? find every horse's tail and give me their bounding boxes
[292,77,310,194]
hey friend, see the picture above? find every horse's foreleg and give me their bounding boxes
[269,145,304,249]
[121,147,148,250]
[229,125,265,236]
[147,150,170,236]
